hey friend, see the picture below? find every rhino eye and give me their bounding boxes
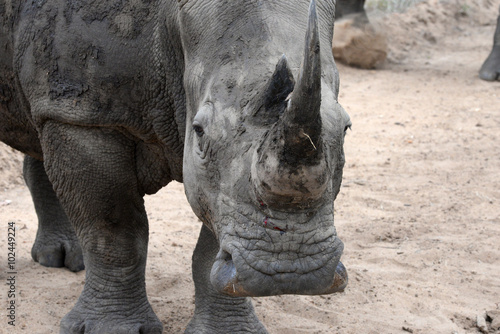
[193,123,204,137]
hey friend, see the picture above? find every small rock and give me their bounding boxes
[423,31,437,44]
[477,313,489,334]
[332,15,387,69]
[487,310,500,331]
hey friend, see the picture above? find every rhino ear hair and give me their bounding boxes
[254,55,295,123]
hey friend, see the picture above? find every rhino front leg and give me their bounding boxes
[186,224,267,334]
[479,7,500,81]
[40,122,162,334]
[23,155,84,272]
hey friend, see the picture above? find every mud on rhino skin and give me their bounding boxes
[0,1,350,333]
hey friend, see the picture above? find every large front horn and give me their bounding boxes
[251,0,328,210]
[282,0,322,165]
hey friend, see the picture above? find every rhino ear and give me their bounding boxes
[254,55,295,124]
[264,55,295,107]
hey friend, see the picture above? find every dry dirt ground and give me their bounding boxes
[1,1,500,333]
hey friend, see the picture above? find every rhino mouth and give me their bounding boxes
[209,207,347,297]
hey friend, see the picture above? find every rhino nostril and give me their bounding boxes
[211,248,246,296]
[219,249,232,262]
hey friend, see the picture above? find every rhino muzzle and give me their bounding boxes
[208,200,347,298]
[210,249,348,297]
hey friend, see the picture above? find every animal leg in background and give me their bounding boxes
[23,155,84,272]
[479,6,500,81]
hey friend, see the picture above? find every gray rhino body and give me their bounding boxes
[0,1,350,333]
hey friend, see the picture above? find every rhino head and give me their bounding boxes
[180,0,350,297]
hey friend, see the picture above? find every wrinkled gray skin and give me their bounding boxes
[337,0,500,80]
[0,0,350,333]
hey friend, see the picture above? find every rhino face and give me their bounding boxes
[180,0,350,297]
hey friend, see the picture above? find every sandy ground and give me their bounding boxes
[1,1,500,333]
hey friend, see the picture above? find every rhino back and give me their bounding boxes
[1,0,186,191]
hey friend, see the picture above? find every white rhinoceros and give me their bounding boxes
[0,1,351,333]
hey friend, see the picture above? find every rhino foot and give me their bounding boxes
[185,318,267,334]
[479,45,500,81]
[480,11,500,81]
[24,155,84,272]
[60,301,163,334]
[31,234,84,272]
